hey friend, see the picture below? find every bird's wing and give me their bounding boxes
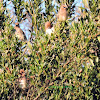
[19,29,27,41]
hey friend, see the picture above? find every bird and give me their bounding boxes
[57,4,68,21]
[19,69,26,89]
[14,22,27,41]
[45,21,54,35]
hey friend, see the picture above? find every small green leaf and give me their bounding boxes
[95,57,99,63]
[89,59,94,66]
[27,41,32,49]
[97,36,100,42]
[96,73,100,79]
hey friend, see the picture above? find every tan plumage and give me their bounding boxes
[45,21,54,35]
[19,69,26,89]
[45,21,52,30]
[19,77,26,89]
[57,4,68,21]
[14,22,27,41]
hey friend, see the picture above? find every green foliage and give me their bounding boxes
[0,0,100,99]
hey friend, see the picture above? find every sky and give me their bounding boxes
[6,0,83,40]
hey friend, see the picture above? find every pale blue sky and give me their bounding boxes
[6,0,83,40]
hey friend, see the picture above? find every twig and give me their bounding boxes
[33,58,73,100]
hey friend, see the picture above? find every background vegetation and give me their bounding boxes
[0,0,100,99]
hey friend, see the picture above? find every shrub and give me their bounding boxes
[0,0,100,99]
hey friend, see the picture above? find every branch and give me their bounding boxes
[33,58,73,100]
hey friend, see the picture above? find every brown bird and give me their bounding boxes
[19,69,26,89]
[57,4,68,21]
[45,21,54,35]
[14,22,27,41]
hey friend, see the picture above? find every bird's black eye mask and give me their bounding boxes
[16,25,19,27]
[63,7,66,8]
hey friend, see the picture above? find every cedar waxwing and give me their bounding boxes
[19,69,26,89]
[14,22,27,41]
[57,4,68,21]
[45,21,54,35]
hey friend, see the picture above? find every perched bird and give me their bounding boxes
[45,21,54,35]
[14,22,27,41]
[19,69,26,89]
[57,4,68,21]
